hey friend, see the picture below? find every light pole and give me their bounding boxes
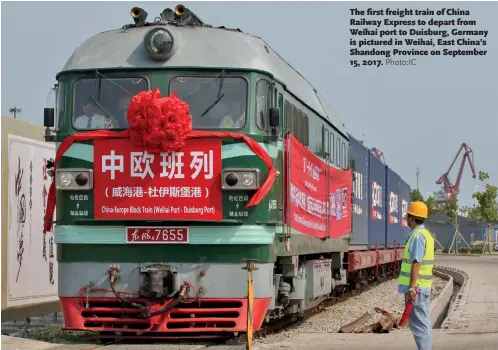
[473,185,485,207]
[416,166,420,190]
[9,107,22,119]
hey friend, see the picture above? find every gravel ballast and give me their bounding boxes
[2,276,448,344]
[259,275,447,344]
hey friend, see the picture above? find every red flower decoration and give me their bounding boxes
[126,88,192,153]
[42,88,278,233]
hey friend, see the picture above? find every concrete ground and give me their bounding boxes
[269,254,498,350]
[437,255,498,335]
[3,254,498,350]
[256,330,498,349]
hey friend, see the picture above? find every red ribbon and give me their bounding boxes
[43,129,277,233]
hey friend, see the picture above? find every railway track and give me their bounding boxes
[86,341,123,350]
[227,272,399,345]
[7,272,398,348]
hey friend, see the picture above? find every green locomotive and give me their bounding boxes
[44,5,355,338]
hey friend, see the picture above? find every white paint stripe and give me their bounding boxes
[59,140,279,162]
[60,143,94,162]
[55,225,275,245]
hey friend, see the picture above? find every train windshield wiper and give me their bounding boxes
[89,95,112,119]
[89,70,138,121]
[95,70,133,96]
[200,69,225,117]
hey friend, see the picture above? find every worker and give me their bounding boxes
[398,201,434,350]
[74,98,107,129]
[219,101,245,129]
[115,93,133,128]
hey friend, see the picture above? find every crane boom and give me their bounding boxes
[435,143,476,201]
[371,147,386,165]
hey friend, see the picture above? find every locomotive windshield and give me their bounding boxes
[72,77,148,130]
[169,76,247,129]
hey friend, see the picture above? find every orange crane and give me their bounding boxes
[435,143,476,202]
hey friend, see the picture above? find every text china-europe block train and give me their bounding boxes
[42,5,411,338]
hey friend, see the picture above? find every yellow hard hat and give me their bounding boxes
[407,201,428,219]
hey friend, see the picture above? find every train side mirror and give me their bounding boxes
[44,108,55,128]
[269,107,280,128]
[269,107,280,136]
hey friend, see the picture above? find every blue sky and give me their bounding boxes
[2,1,497,208]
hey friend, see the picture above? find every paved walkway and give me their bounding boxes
[256,330,498,349]
[1,335,57,350]
[262,254,498,349]
[3,254,498,349]
[439,255,498,335]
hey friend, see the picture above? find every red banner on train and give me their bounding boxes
[93,138,223,220]
[285,135,352,239]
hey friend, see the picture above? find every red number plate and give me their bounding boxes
[126,227,189,244]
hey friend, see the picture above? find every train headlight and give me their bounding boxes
[242,172,255,187]
[144,28,174,61]
[56,169,93,190]
[225,173,239,187]
[75,172,89,186]
[59,172,72,187]
[222,168,260,191]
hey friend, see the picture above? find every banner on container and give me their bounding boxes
[7,135,57,307]
[388,191,400,225]
[93,138,223,220]
[371,179,384,221]
[285,135,352,239]
[401,199,409,227]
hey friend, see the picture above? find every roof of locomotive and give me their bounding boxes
[60,22,347,136]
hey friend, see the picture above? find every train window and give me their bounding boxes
[347,144,351,167]
[323,126,329,157]
[329,133,335,163]
[56,81,66,130]
[278,94,284,127]
[291,104,297,135]
[336,138,340,166]
[255,79,271,130]
[285,100,291,131]
[303,114,309,146]
[278,94,284,117]
[170,76,248,130]
[72,77,148,130]
[295,110,300,139]
[287,104,292,132]
[342,142,346,168]
[349,144,355,168]
[297,110,304,143]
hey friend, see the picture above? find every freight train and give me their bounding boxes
[42,5,411,339]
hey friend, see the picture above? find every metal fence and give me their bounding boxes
[425,213,486,250]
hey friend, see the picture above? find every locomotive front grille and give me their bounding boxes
[81,299,151,331]
[166,300,243,330]
[79,299,244,332]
